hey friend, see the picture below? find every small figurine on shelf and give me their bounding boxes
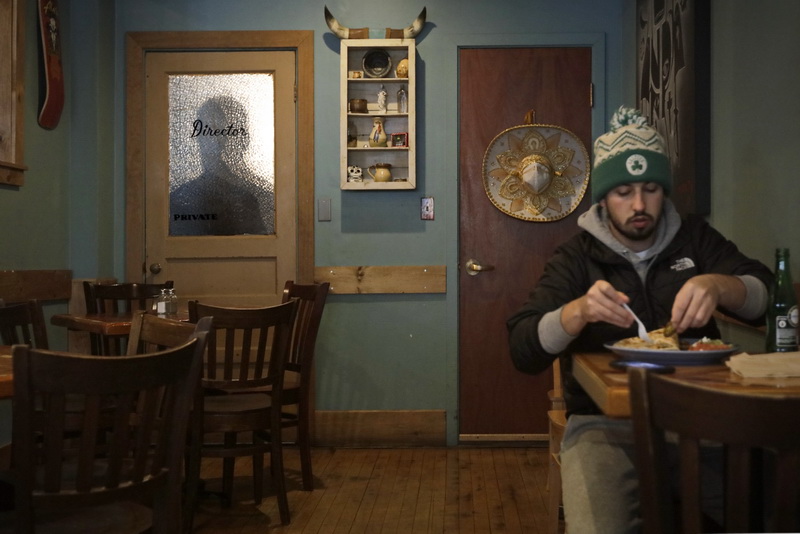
[377,84,387,113]
[347,165,363,182]
[369,116,388,147]
[396,85,408,114]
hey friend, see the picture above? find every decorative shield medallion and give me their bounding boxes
[482,124,590,222]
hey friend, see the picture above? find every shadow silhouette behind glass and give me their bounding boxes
[170,94,274,236]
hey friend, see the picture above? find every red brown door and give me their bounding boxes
[459,47,592,438]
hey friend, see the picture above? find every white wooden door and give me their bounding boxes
[143,50,297,307]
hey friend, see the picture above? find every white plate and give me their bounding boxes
[604,339,739,366]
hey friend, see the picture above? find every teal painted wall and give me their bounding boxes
[110,0,630,446]
[2,0,797,445]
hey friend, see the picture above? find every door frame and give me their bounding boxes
[124,31,315,283]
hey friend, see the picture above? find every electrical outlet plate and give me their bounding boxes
[421,197,434,220]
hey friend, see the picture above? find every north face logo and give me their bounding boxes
[670,257,696,271]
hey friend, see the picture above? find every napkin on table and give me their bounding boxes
[725,351,800,378]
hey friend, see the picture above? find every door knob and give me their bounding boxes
[149,263,162,274]
[465,259,495,276]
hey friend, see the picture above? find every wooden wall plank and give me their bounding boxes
[0,270,72,302]
[315,265,446,294]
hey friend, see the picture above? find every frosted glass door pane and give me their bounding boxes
[168,73,275,236]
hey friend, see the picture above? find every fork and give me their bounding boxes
[622,303,653,343]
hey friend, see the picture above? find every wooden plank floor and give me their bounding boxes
[191,446,556,533]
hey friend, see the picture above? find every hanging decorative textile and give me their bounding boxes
[37,0,64,129]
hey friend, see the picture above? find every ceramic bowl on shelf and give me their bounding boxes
[348,99,368,113]
[362,49,392,78]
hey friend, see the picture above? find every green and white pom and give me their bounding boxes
[609,106,649,132]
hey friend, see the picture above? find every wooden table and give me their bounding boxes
[51,312,190,355]
[51,312,138,355]
[51,313,136,337]
[573,352,800,418]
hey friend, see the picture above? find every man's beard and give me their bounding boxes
[608,211,658,242]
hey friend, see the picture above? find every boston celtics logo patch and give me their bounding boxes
[626,154,647,176]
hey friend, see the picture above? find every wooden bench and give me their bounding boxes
[0,270,72,303]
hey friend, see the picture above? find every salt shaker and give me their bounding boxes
[167,288,179,315]
[156,289,168,316]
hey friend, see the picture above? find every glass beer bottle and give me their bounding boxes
[766,248,799,352]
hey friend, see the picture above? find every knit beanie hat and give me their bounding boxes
[591,107,671,203]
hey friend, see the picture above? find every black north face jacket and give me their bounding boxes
[507,214,773,415]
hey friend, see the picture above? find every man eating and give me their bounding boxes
[507,106,773,533]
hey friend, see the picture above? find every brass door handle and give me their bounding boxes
[149,263,162,274]
[466,259,495,276]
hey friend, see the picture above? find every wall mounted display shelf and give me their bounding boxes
[340,39,416,190]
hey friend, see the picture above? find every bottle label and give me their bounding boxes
[774,311,798,348]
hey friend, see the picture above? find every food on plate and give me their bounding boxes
[614,328,732,352]
[662,321,676,338]
[687,337,733,351]
[614,327,679,350]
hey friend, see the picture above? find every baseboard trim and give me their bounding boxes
[315,409,446,447]
[459,433,549,446]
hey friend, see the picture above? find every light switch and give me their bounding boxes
[421,197,434,220]
[318,198,331,221]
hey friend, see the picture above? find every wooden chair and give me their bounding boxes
[0,299,49,349]
[4,325,210,534]
[254,280,330,491]
[186,299,298,526]
[547,359,566,534]
[629,366,800,534]
[126,311,212,532]
[126,310,198,355]
[82,280,174,354]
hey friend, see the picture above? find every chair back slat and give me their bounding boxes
[0,299,49,348]
[630,366,800,534]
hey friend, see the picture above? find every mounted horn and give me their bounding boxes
[324,6,368,39]
[386,7,427,39]
[325,5,427,40]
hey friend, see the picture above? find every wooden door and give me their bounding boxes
[142,50,296,307]
[459,47,592,439]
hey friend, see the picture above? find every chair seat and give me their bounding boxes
[223,371,301,394]
[201,393,274,433]
[204,392,272,413]
[0,501,152,534]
